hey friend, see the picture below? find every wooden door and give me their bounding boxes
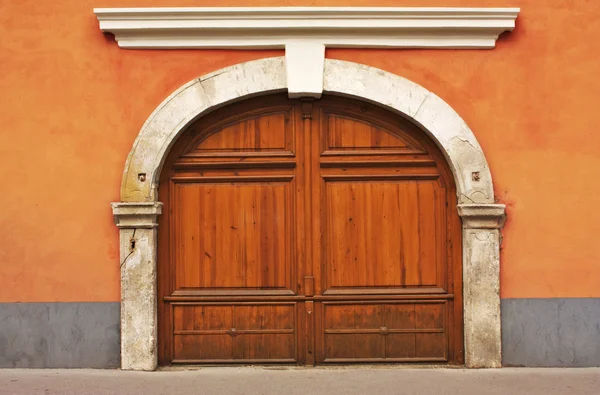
[157,94,463,366]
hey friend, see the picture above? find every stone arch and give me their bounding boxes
[120,57,492,204]
[112,57,506,370]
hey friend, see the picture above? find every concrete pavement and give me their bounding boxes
[1,366,599,395]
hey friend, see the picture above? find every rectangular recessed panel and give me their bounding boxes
[325,181,440,290]
[173,305,233,331]
[415,333,446,358]
[414,304,446,359]
[415,304,444,329]
[235,305,295,330]
[325,334,382,359]
[322,302,447,362]
[174,181,293,291]
[385,334,416,358]
[384,304,416,329]
[235,334,296,360]
[325,113,410,150]
[195,112,291,152]
[174,335,234,360]
[324,304,381,330]
[172,304,297,363]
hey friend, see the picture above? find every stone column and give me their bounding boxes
[458,203,506,368]
[111,202,163,371]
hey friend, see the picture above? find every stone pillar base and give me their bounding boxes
[112,202,162,371]
[458,204,506,368]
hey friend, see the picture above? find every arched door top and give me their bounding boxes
[119,57,493,205]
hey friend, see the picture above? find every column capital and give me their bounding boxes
[457,203,506,229]
[111,202,163,229]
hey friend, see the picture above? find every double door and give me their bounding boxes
[157,94,463,365]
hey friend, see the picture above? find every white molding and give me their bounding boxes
[94,7,519,98]
[94,7,519,50]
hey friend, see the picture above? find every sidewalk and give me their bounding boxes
[1,366,599,395]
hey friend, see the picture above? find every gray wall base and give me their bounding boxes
[0,302,120,368]
[502,298,600,367]
[2,299,599,368]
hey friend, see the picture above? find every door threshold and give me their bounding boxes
[159,363,464,371]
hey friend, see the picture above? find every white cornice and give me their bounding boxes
[94,7,519,49]
[94,7,519,98]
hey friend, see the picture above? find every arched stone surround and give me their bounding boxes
[111,57,506,370]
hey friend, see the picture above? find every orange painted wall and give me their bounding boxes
[1,0,599,302]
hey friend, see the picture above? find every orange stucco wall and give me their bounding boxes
[1,0,599,302]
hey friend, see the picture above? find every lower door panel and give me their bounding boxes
[171,302,297,363]
[319,301,448,363]
[168,300,448,364]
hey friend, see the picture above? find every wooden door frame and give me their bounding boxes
[111,57,506,371]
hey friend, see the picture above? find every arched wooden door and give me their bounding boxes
[157,94,463,366]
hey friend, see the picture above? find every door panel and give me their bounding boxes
[320,110,427,155]
[326,114,410,149]
[323,180,444,291]
[172,304,234,361]
[184,104,296,157]
[195,112,291,152]
[320,302,447,362]
[172,303,297,363]
[158,94,462,366]
[172,180,294,293]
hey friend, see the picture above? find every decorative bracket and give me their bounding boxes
[94,7,520,98]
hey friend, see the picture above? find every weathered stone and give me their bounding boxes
[112,202,163,229]
[459,204,505,368]
[200,57,286,106]
[463,229,502,368]
[121,83,212,202]
[112,203,162,371]
[324,59,430,117]
[458,204,507,229]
